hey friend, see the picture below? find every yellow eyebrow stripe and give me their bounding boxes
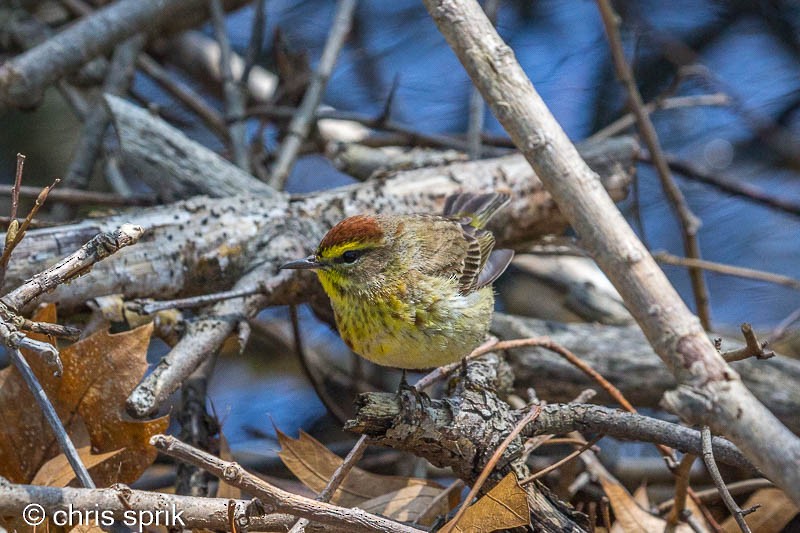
[319,241,374,259]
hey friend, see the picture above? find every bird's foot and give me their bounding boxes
[453,357,471,396]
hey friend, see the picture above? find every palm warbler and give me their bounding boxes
[281,192,513,369]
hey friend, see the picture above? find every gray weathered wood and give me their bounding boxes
[105,95,275,200]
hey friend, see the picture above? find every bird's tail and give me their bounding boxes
[443,192,510,229]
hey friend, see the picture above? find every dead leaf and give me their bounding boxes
[601,477,696,533]
[441,473,529,533]
[0,304,168,485]
[359,484,451,527]
[277,429,453,508]
[31,446,123,487]
[721,487,798,533]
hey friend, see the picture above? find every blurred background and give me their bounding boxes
[1,0,799,492]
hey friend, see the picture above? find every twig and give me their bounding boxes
[243,0,267,86]
[720,324,774,363]
[136,53,229,142]
[288,434,369,533]
[466,0,499,159]
[701,426,753,533]
[647,154,800,218]
[8,348,95,488]
[769,306,800,344]
[17,318,81,340]
[10,153,24,221]
[270,0,357,188]
[441,404,541,533]
[151,434,425,533]
[0,177,59,287]
[131,286,265,314]
[520,434,602,484]
[589,93,730,141]
[658,478,773,514]
[666,453,697,527]
[655,251,800,291]
[0,184,155,206]
[209,0,249,171]
[2,224,144,311]
[53,34,145,221]
[596,0,711,330]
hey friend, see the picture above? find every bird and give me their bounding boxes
[280,192,514,371]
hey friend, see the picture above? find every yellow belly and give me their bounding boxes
[330,283,495,369]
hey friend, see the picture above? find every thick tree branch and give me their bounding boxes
[421,0,800,504]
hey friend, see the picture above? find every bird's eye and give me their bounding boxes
[341,250,362,263]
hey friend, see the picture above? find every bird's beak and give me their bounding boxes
[280,255,322,270]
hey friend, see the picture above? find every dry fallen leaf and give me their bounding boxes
[0,304,168,485]
[721,487,798,533]
[601,476,700,533]
[359,484,451,526]
[31,447,123,487]
[277,429,454,508]
[442,473,530,533]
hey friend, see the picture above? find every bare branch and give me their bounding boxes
[8,348,93,488]
[655,251,800,291]
[270,0,358,188]
[208,0,249,171]
[701,427,754,533]
[596,0,711,329]
[2,224,144,311]
[151,434,427,533]
[0,0,210,108]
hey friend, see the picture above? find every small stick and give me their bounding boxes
[131,286,264,315]
[10,153,25,221]
[287,434,369,533]
[658,478,773,514]
[596,0,712,330]
[590,93,730,142]
[520,434,602,485]
[440,404,542,533]
[270,0,358,189]
[209,0,249,171]
[720,323,774,363]
[8,348,95,488]
[0,178,60,284]
[2,224,144,311]
[666,453,697,527]
[653,154,800,218]
[655,251,800,291]
[151,434,425,533]
[701,426,754,533]
[18,318,81,340]
[242,0,267,86]
[0,184,155,206]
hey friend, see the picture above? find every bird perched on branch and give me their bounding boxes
[281,192,514,371]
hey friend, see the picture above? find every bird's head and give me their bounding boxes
[280,215,394,293]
